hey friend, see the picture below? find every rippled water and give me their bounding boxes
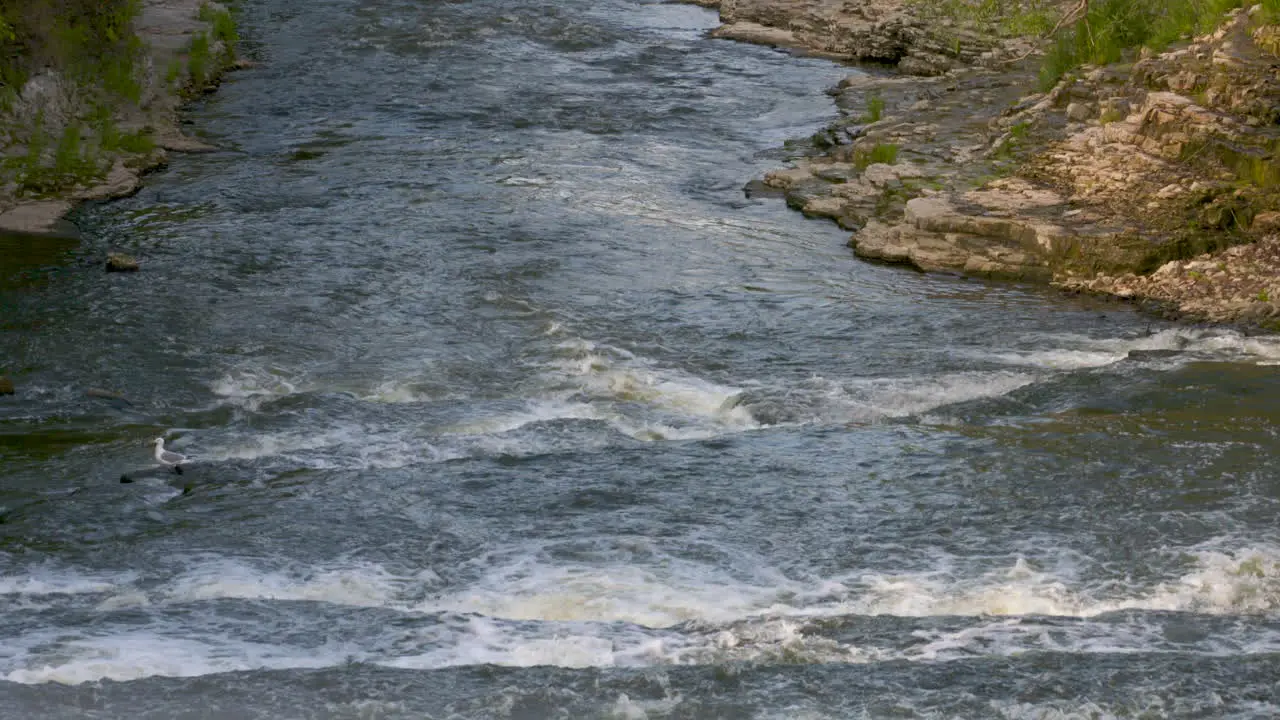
[2,0,1280,717]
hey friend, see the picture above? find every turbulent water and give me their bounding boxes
[2,0,1280,717]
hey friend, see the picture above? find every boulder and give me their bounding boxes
[1066,102,1094,122]
[106,253,140,273]
[0,376,13,395]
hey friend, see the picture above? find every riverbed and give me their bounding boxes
[2,0,1279,717]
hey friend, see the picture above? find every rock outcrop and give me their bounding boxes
[706,0,1280,328]
[710,0,1021,75]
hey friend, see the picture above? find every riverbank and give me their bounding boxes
[699,0,1280,328]
[0,0,243,236]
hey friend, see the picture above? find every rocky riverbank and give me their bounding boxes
[0,0,244,236]
[700,0,1280,329]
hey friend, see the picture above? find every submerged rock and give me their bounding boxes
[86,388,134,407]
[0,376,13,395]
[105,253,140,273]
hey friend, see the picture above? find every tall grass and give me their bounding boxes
[1039,0,1280,89]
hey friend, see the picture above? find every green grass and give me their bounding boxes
[855,143,900,169]
[96,113,154,154]
[0,0,146,109]
[914,0,1060,36]
[198,2,238,48]
[860,94,885,124]
[10,119,103,195]
[1038,0,1280,90]
[186,31,212,90]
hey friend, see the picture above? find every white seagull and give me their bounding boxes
[153,437,188,474]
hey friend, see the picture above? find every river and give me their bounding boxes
[2,0,1280,717]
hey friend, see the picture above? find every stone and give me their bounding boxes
[1066,102,1093,122]
[156,133,219,153]
[0,376,13,395]
[0,200,77,235]
[106,253,140,273]
[862,163,902,188]
[811,163,861,183]
[75,161,142,202]
[763,166,812,189]
[710,22,799,49]
[1252,212,1280,235]
[802,195,848,219]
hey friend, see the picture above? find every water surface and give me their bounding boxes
[2,0,1279,717]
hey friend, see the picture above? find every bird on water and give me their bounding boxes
[153,437,188,474]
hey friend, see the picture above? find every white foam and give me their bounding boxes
[0,568,130,597]
[443,400,604,436]
[210,368,305,411]
[4,632,340,685]
[428,561,780,628]
[800,370,1037,423]
[162,558,408,608]
[7,543,1279,683]
[803,546,1280,620]
[984,349,1128,370]
[381,616,622,670]
[560,350,754,424]
[999,328,1280,369]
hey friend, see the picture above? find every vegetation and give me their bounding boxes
[1038,0,1280,89]
[182,4,238,95]
[860,94,886,124]
[0,0,145,98]
[854,143,901,169]
[1,1,238,196]
[916,0,1060,36]
[199,2,238,48]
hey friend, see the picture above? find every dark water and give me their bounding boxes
[3,0,1280,717]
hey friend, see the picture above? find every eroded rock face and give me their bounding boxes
[1062,235,1280,328]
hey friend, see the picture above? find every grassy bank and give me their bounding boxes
[0,0,238,202]
[1039,0,1280,88]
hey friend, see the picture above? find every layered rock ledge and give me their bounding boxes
[698,0,1280,329]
